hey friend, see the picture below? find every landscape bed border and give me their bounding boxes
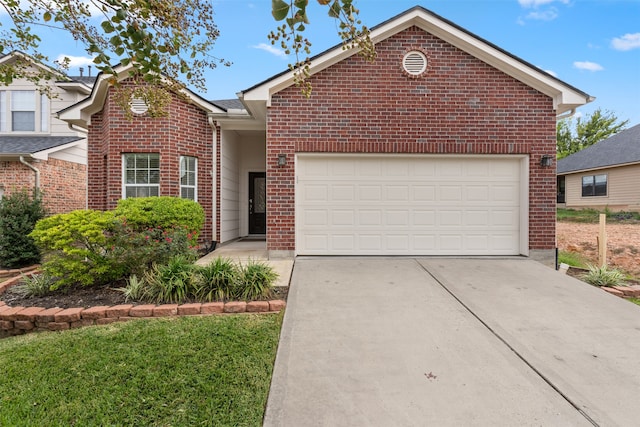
[0,269,285,339]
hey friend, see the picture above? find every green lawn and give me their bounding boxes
[557,208,640,223]
[0,314,282,426]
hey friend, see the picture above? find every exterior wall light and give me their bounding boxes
[540,155,554,168]
[277,154,287,166]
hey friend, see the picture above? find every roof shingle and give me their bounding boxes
[557,124,640,174]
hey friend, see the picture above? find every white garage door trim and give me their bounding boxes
[295,153,529,256]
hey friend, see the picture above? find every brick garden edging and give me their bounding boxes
[0,273,286,338]
[0,299,286,338]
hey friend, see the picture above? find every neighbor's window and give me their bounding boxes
[0,90,48,132]
[180,156,197,201]
[122,153,160,198]
[582,174,607,197]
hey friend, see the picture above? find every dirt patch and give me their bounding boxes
[557,222,640,277]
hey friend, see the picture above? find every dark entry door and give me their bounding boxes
[249,172,266,234]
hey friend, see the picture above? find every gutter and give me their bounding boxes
[19,156,40,193]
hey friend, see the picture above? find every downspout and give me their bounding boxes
[208,114,218,252]
[19,156,40,194]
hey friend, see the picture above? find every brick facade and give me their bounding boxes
[0,158,86,214]
[87,82,214,243]
[266,26,557,252]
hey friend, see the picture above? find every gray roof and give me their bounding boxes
[210,99,245,111]
[0,136,83,155]
[67,76,98,85]
[557,124,640,174]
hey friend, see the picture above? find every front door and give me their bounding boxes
[249,172,266,235]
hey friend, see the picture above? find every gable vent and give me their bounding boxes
[130,97,149,115]
[403,51,427,76]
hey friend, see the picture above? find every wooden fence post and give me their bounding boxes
[598,213,607,267]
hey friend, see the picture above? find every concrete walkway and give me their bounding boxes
[264,258,640,426]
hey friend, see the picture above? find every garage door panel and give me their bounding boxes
[358,185,382,201]
[297,155,522,255]
[332,235,355,251]
[386,210,410,226]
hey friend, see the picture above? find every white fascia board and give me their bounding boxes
[242,8,591,114]
[32,140,82,160]
[0,51,68,80]
[58,64,225,129]
[56,81,93,96]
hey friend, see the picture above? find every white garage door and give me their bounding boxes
[296,155,525,256]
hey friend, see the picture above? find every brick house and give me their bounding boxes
[0,51,94,214]
[59,7,592,263]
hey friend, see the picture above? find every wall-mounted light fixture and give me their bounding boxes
[277,154,287,166]
[540,155,554,168]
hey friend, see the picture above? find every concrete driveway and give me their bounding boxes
[264,258,640,426]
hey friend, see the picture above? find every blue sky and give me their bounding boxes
[6,0,640,126]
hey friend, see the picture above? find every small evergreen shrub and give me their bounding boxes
[114,197,204,244]
[29,208,199,290]
[29,210,122,288]
[0,189,46,268]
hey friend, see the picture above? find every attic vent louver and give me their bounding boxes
[403,51,427,76]
[130,97,149,115]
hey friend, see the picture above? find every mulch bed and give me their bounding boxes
[0,278,288,309]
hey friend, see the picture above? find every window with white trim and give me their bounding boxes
[0,90,49,133]
[180,156,197,200]
[123,153,160,198]
[582,174,607,197]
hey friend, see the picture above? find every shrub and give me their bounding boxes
[196,257,240,301]
[108,224,198,277]
[29,209,199,290]
[117,274,147,302]
[14,272,56,297]
[29,210,122,288]
[114,197,204,244]
[582,264,627,287]
[237,259,278,300]
[0,189,46,268]
[143,255,199,303]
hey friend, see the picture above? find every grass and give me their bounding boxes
[628,298,640,307]
[0,314,282,426]
[558,250,589,269]
[558,208,640,223]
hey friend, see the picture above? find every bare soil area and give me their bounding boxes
[557,222,640,277]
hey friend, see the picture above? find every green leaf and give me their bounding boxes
[101,20,115,33]
[328,0,341,18]
[271,0,290,21]
[294,0,308,8]
[43,11,51,22]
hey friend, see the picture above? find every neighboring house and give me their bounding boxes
[59,6,592,264]
[557,124,640,212]
[0,51,95,213]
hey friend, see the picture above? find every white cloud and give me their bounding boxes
[573,61,604,72]
[611,33,640,51]
[518,0,569,7]
[252,43,287,59]
[55,54,96,68]
[544,69,558,77]
[526,8,559,21]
